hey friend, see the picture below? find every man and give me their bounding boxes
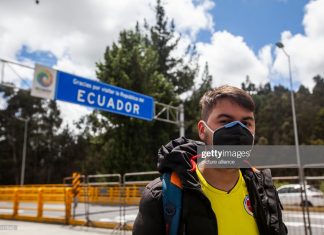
[133,85,287,235]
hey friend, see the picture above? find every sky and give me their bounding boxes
[1,0,324,126]
[201,0,307,48]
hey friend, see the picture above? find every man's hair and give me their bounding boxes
[199,85,255,121]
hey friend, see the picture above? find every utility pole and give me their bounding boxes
[276,42,312,235]
[20,118,30,185]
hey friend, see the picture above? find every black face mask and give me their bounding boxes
[203,121,254,146]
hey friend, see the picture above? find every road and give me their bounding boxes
[0,219,131,235]
[283,211,324,235]
[1,202,324,234]
[0,202,138,224]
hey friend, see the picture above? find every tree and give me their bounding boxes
[0,86,64,184]
[184,62,212,139]
[295,85,313,144]
[241,76,256,94]
[93,1,200,174]
[149,0,197,95]
[253,85,293,145]
[312,108,324,141]
[312,75,324,107]
[95,28,178,174]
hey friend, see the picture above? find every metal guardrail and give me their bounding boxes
[121,171,160,233]
[0,186,72,224]
[1,171,323,234]
[84,174,122,231]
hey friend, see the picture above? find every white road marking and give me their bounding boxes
[283,213,324,219]
[99,214,137,223]
[43,205,65,209]
[285,222,324,229]
[285,222,305,227]
[0,209,24,213]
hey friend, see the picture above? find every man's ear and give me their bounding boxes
[197,120,206,141]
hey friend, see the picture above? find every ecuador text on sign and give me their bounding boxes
[55,70,154,121]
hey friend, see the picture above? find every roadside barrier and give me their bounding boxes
[0,186,72,224]
[1,171,323,233]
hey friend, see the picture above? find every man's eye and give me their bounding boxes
[220,120,230,124]
[242,121,251,127]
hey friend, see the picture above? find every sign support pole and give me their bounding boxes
[179,104,185,137]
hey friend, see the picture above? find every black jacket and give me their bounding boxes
[133,137,288,235]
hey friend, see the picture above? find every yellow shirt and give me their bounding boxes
[196,168,259,235]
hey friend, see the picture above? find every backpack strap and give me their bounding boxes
[261,169,288,234]
[161,172,183,235]
[244,168,287,235]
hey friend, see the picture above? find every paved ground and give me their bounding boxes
[0,219,131,235]
[1,202,324,234]
[283,211,324,235]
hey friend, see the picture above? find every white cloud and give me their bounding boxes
[0,0,155,75]
[272,0,324,89]
[164,0,215,39]
[197,31,269,88]
[304,0,324,38]
[56,101,92,132]
[0,0,214,127]
[55,56,95,79]
[0,0,214,75]
[0,94,7,110]
[258,45,273,70]
[196,0,324,91]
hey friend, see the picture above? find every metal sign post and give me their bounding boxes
[19,118,29,185]
[154,102,185,137]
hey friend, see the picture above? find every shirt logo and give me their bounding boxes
[244,195,253,216]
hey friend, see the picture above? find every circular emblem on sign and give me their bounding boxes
[36,69,53,88]
[244,195,253,216]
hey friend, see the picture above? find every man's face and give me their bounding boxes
[198,98,255,145]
